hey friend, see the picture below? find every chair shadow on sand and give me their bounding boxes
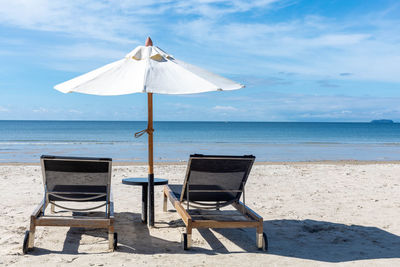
[207,219,400,262]
[28,213,400,262]
[29,211,185,255]
[28,211,212,255]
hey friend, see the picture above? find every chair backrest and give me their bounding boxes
[180,154,255,206]
[41,155,112,203]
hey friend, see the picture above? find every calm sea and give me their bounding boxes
[1,120,400,162]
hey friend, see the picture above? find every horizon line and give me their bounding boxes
[0,119,397,123]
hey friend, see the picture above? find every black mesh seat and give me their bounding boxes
[48,185,108,201]
[177,154,255,209]
[42,155,112,209]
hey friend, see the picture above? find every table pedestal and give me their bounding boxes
[122,177,168,225]
[141,184,147,223]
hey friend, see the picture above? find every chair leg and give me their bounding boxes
[28,218,36,249]
[256,223,263,249]
[163,190,168,212]
[186,226,192,248]
[51,203,55,213]
[108,225,114,251]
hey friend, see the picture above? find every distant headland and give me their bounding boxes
[370,119,394,124]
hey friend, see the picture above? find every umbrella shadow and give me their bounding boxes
[208,219,400,262]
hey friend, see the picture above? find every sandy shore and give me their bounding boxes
[1,162,400,266]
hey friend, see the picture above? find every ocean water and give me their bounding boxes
[1,120,400,162]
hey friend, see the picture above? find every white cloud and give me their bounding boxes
[168,103,194,109]
[33,107,48,113]
[230,92,400,121]
[0,0,399,84]
[0,106,8,112]
[68,109,82,114]
[48,44,126,60]
[213,105,238,111]
[174,0,279,17]
[41,43,128,71]
[0,0,281,44]
[173,11,400,83]
[0,0,145,43]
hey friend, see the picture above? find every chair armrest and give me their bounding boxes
[232,201,263,222]
[164,185,192,225]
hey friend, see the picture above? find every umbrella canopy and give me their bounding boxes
[54,37,244,226]
[55,43,244,95]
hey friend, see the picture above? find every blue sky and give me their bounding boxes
[0,0,399,122]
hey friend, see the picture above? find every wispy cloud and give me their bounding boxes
[172,9,400,83]
[68,109,82,114]
[156,93,400,121]
[40,43,128,72]
[339,73,353,76]
[213,105,238,111]
[0,0,144,43]
[0,1,399,121]
[33,107,48,113]
[235,75,293,87]
[174,0,280,17]
[317,80,340,88]
[2,1,399,83]
[48,44,126,60]
[0,0,279,43]
[231,92,400,121]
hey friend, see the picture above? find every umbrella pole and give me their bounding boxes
[147,92,155,227]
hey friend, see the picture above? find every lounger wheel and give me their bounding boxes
[22,230,30,254]
[260,232,268,251]
[113,233,118,250]
[181,233,189,250]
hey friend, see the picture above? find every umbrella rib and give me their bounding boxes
[166,59,222,92]
[142,50,152,93]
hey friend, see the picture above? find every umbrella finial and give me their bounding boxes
[145,37,153,47]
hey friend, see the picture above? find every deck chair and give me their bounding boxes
[163,154,267,251]
[22,155,117,254]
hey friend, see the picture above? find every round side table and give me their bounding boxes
[122,178,168,223]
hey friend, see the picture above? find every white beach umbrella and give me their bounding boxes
[54,37,244,226]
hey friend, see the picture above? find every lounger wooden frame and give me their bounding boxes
[164,186,264,249]
[27,195,116,251]
[163,155,265,250]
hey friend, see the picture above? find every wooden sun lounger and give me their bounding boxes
[163,154,268,251]
[22,155,117,254]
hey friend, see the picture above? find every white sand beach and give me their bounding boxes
[1,162,400,266]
